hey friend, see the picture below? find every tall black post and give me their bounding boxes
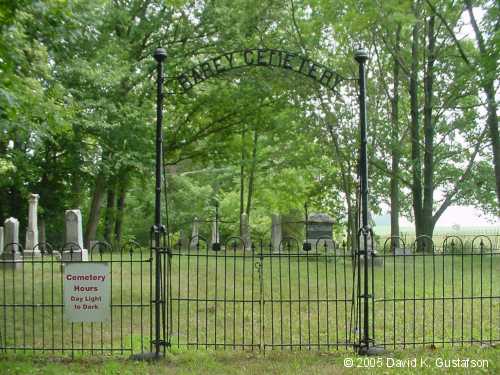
[355,48,371,355]
[303,202,311,251]
[212,201,220,251]
[153,47,167,358]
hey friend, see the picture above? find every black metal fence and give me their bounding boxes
[0,234,499,355]
[167,235,500,351]
[168,240,355,350]
[372,235,500,349]
[0,242,152,355]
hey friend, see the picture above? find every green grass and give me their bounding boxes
[1,346,500,374]
[1,248,499,356]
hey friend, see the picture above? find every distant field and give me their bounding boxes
[375,225,500,237]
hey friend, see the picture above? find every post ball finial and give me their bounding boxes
[354,48,369,63]
[154,47,167,62]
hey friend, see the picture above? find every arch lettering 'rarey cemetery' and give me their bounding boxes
[174,48,346,93]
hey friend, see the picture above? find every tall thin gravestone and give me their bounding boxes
[24,193,41,257]
[62,209,88,261]
[1,217,22,268]
[271,214,282,252]
[240,213,250,249]
[359,230,383,266]
[179,229,189,250]
[190,217,199,250]
[211,220,220,250]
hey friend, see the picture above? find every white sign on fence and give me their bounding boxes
[63,262,110,322]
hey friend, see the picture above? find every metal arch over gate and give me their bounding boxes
[169,48,347,94]
[150,46,374,357]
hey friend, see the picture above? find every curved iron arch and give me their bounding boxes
[170,48,348,94]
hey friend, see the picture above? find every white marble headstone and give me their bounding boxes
[190,217,199,250]
[62,209,88,261]
[24,193,41,257]
[271,214,282,252]
[65,209,84,249]
[1,218,22,268]
[4,217,20,254]
[211,220,220,248]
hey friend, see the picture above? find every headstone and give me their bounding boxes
[305,213,335,251]
[359,230,383,266]
[89,240,101,253]
[211,220,220,251]
[179,229,189,250]
[24,193,41,257]
[271,214,282,252]
[1,218,22,268]
[240,213,250,249]
[394,247,412,256]
[190,217,199,250]
[0,226,3,256]
[62,209,88,262]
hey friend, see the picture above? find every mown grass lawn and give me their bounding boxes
[1,346,499,374]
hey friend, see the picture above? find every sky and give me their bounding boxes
[399,206,498,228]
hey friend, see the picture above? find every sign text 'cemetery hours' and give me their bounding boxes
[63,263,110,322]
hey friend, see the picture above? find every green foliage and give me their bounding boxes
[0,0,497,245]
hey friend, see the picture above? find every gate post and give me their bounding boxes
[354,49,374,355]
[130,46,167,362]
[153,46,167,358]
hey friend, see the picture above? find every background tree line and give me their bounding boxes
[0,0,497,248]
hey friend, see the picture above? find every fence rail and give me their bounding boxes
[0,235,499,355]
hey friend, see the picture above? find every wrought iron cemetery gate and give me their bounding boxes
[167,238,357,351]
[1,48,499,358]
[151,47,376,356]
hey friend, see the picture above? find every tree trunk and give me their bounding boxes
[465,0,500,209]
[484,82,500,211]
[245,129,259,218]
[104,178,116,244]
[422,14,436,244]
[326,123,356,249]
[84,171,107,249]
[346,201,354,250]
[39,217,46,252]
[114,174,128,244]
[409,10,423,240]
[390,24,401,247]
[70,125,84,208]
